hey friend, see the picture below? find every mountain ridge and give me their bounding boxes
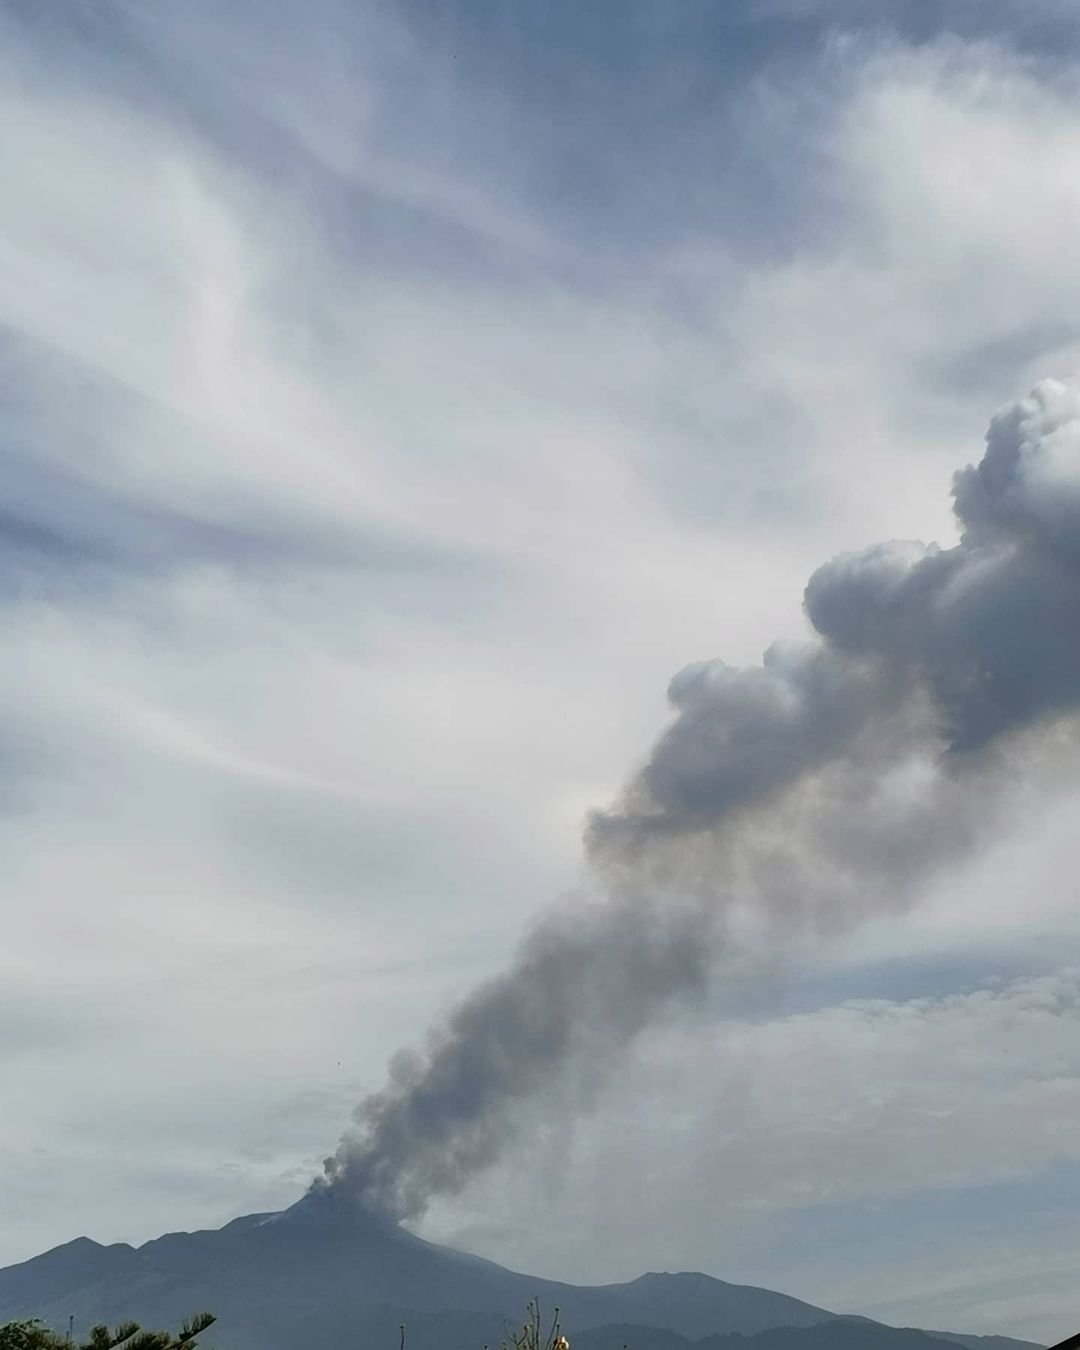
[0,1198,1044,1350]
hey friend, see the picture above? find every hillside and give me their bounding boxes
[573,1324,1032,1350]
[0,1192,1043,1350]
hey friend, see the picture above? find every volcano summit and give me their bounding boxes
[0,1200,1041,1350]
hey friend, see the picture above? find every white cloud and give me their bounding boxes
[4,11,1080,1337]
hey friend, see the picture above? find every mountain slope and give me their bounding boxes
[0,1194,1040,1350]
[573,1323,1043,1350]
[923,1334,1042,1350]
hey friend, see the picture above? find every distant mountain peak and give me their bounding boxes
[51,1237,99,1254]
[634,1273,734,1287]
[273,1183,402,1234]
[0,1207,1043,1350]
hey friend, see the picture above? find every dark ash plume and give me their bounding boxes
[321,377,1080,1219]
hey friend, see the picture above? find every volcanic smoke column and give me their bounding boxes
[321,377,1080,1220]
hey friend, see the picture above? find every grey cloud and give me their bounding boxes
[592,644,903,842]
[0,451,314,588]
[0,986,113,1060]
[0,332,483,599]
[325,899,712,1218]
[322,378,1080,1221]
[929,320,1078,397]
[953,382,1080,552]
[0,451,418,595]
[807,379,1080,747]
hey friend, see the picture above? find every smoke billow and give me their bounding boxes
[320,377,1080,1220]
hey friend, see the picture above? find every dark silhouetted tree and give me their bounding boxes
[0,1313,215,1350]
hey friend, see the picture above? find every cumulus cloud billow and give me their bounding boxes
[809,381,1080,747]
[321,377,1080,1219]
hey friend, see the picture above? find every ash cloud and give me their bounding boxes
[322,377,1080,1220]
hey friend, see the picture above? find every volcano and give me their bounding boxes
[0,1196,1041,1350]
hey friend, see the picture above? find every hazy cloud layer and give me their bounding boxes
[5,3,1080,1339]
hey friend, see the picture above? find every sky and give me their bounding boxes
[5,0,1080,1341]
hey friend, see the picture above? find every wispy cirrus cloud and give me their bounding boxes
[4,5,1080,1339]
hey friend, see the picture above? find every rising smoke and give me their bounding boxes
[320,378,1080,1220]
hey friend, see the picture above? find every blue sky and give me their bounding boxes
[5,0,1080,1341]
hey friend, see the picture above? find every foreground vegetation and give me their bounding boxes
[0,1313,215,1350]
[502,1300,570,1350]
[0,1302,567,1350]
